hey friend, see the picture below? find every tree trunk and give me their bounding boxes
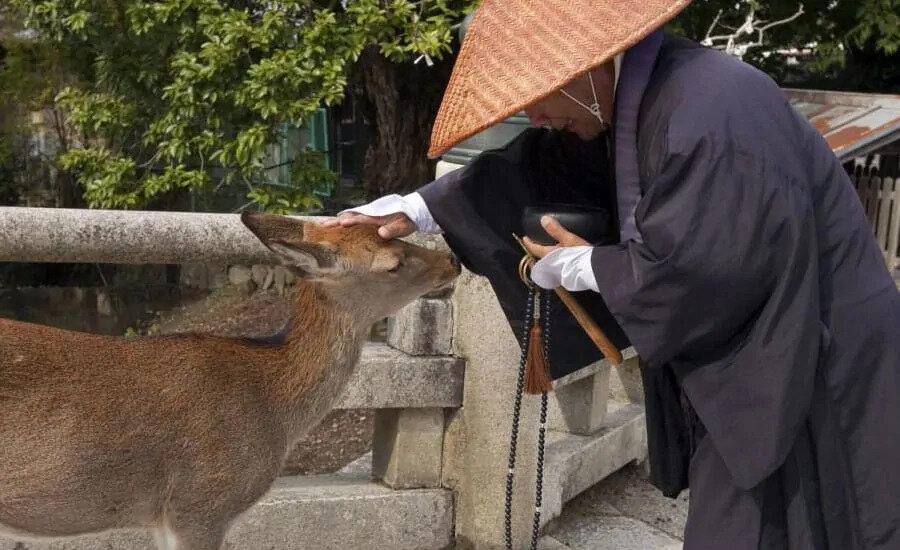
[358,46,455,197]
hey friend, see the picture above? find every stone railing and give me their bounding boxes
[0,207,646,550]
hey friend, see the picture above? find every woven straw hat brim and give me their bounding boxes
[427,0,691,159]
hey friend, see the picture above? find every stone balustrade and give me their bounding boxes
[0,207,646,550]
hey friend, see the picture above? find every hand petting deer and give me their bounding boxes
[0,212,460,550]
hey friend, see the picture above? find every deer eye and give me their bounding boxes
[387,259,404,273]
[371,251,403,273]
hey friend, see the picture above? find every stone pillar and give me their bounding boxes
[547,367,610,435]
[373,408,445,489]
[450,270,544,549]
[387,297,454,356]
[609,355,644,404]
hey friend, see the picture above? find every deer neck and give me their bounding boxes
[265,280,369,439]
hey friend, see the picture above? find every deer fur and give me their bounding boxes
[0,212,459,549]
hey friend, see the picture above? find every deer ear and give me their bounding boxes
[240,212,338,276]
[266,241,337,275]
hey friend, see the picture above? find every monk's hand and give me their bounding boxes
[322,212,415,240]
[522,215,590,258]
[321,193,433,239]
[521,216,597,292]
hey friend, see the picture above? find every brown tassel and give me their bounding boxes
[524,321,553,394]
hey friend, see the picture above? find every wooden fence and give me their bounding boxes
[852,154,900,271]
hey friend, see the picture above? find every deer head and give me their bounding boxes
[241,212,459,322]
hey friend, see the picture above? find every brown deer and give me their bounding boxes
[0,212,459,549]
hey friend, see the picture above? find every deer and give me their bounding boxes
[0,212,460,550]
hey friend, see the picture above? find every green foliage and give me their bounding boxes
[12,0,895,213]
[847,0,900,55]
[0,5,82,206]
[59,148,140,208]
[8,0,476,212]
[248,147,337,214]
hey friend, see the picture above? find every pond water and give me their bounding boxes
[0,284,208,336]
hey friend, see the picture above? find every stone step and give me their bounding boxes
[0,475,453,550]
[336,342,464,409]
[541,450,689,550]
[540,517,681,550]
[540,403,648,527]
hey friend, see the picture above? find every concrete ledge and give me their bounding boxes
[0,207,448,264]
[552,347,639,389]
[0,475,454,550]
[337,343,465,409]
[541,403,648,527]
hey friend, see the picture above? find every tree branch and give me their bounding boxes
[702,3,804,58]
[704,9,724,43]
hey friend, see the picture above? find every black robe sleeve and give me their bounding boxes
[418,128,631,380]
[592,126,821,490]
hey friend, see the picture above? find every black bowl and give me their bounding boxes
[522,203,616,246]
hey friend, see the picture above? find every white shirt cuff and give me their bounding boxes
[338,192,442,234]
[529,246,599,292]
[402,192,442,234]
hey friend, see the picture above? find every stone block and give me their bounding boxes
[228,265,252,285]
[0,476,454,550]
[373,408,445,489]
[272,265,290,294]
[548,367,610,435]
[181,263,230,290]
[387,297,453,356]
[223,476,454,549]
[251,264,270,287]
[262,267,274,290]
[207,265,229,289]
[335,343,464,409]
[179,263,209,288]
[609,355,644,404]
[227,265,255,295]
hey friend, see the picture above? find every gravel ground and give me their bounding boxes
[152,286,377,476]
[544,463,689,549]
[567,463,689,540]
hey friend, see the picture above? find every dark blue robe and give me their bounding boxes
[419,34,900,549]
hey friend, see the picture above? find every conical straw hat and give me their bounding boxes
[427,0,691,159]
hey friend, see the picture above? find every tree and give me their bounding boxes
[356,43,456,197]
[669,0,900,92]
[9,0,476,211]
[1,6,84,207]
[11,1,897,212]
